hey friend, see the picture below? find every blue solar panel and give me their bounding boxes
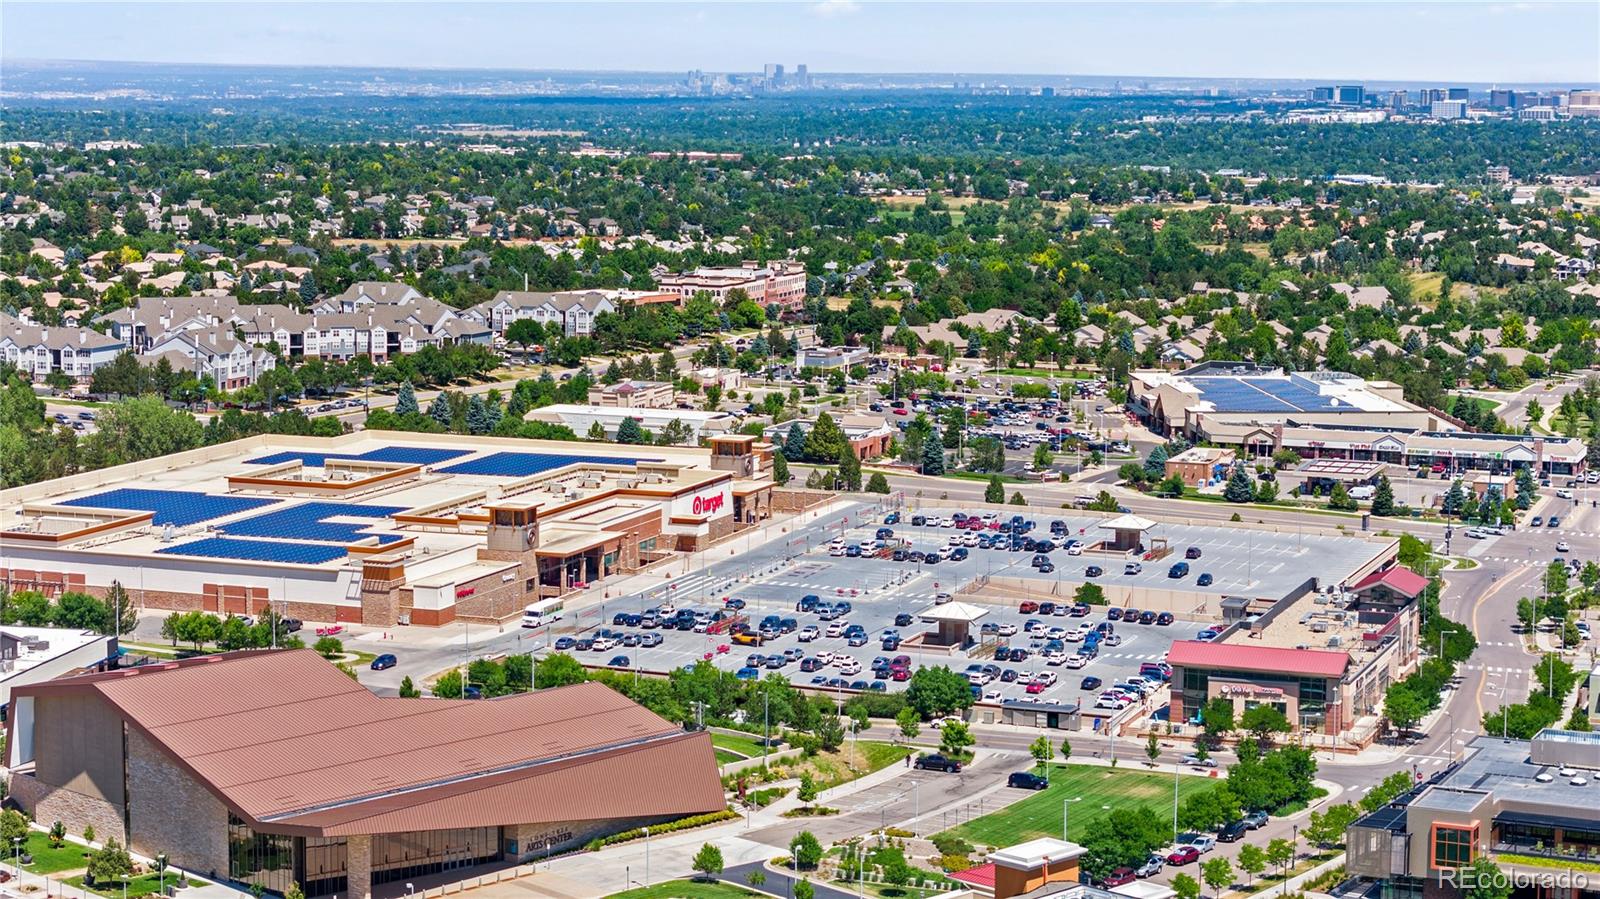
[221,501,405,544]
[438,452,651,477]
[156,537,348,565]
[245,447,470,467]
[61,489,279,527]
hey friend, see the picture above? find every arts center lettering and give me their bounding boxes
[692,492,726,516]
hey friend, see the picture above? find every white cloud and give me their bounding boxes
[811,0,861,18]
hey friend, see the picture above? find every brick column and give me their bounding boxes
[346,835,373,899]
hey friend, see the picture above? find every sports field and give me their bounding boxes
[938,763,1218,848]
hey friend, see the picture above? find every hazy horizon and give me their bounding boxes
[3,1,1597,85]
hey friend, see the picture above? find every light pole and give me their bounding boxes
[1173,760,1182,839]
[1437,627,1457,661]
[122,874,130,899]
[642,826,650,887]
[157,853,168,899]
[1062,796,1084,842]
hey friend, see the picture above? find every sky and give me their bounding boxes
[2,1,1597,84]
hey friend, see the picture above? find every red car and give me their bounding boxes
[892,668,911,682]
[1103,868,1137,887]
[1019,601,1039,613]
[1166,847,1200,866]
[1025,680,1047,694]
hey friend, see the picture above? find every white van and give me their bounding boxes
[1348,485,1377,501]
[521,599,564,629]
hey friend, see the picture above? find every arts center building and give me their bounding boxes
[4,650,726,898]
[0,432,779,627]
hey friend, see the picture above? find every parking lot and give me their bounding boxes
[552,505,1387,712]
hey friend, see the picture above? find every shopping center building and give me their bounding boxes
[5,650,725,899]
[0,432,777,627]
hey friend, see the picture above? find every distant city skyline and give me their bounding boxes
[3,1,1597,85]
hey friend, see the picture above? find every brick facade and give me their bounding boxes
[6,771,126,847]
[347,835,373,899]
[126,728,230,878]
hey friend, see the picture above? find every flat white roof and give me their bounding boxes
[0,627,111,680]
[1110,882,1178,899]
[528,404,734,423]
[988,837,1084,870]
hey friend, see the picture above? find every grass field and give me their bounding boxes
[1446,395,1502,422]
[711,732,770,759]
[791,741,913,790]
[937,763,1219,849]
[1407,271,1446,301]
[65,873,207,898]
[607,879,763,899]
[17,831,94,874]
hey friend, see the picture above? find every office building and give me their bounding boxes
[1431,99,1469,120]
[1336,85,1366,105]
[1347,729,1600,899]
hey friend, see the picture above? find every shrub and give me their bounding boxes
[583,808,740,851]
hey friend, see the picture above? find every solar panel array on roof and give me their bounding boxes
[61,489,279,527]
[1194,376,1345,413]
[221,501,406,544]
[156,537,348,565]
[245,447,470,467]
[438,452,649,477]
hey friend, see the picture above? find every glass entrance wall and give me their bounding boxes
[228,815,298,896]
[372,827,503,885]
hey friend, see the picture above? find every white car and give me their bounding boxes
[997,623,1018,637]
[1095,694,1128,710]
[1046,626,1067,640]
[1062,628,1082,642]
[948,534,963,546]
[829,544,847,557]
[1043,650,1067,666]
[591,637,616,651]
[1065,542,1084,556]
[983,689,1003,701]
[837,659,862,676]
[1557,489,1574,499]
[962,533,980,547]
[825,622,849,638]
[798,626,820,642]
[814,651,836,665]
[939,517,956,528]
[1065,654,1088,669]
[933,716,965,729]
[1036,671,1058,687]
[1557,541,1570,552]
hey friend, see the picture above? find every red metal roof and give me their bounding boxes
[1166,640,1350,678]
[1351,565,1429,598]
[950,863,996,889]
[12,650,726,835]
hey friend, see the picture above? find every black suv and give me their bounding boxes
[915,754,963,773]
[1008,772,1048,790]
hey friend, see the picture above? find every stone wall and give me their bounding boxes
[347,835,373,899]
[126,729,230,879]
[6,771,125,845]
[771,488,832,513]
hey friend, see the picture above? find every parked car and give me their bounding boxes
[1166,846,1200,866]
[914,754,963,773]
[370,653,398,670]
[1181,754,1219,768]
[1243,810,1270,830]
[1080,676,1102,690]
[1007,772,1049,790]
[1179,833,1217,853]
[1218,821,1250,843]
[1196,573,1214,587]
[1135,856,1165,878]
[1103,868,1137,887]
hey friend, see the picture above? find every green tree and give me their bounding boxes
[0,809,28,847]
[1172,874,1201,899]
[587,421,606,440]
[86,837,133,887]
[939,720,975,759]
[1201,857,1234,899]
[797,772,819,807]
[896,706,922,740]
[1442,479,1466,517]
[1010,491,1028,505]
[1463,858,1512,899]
[691,843,724,880]
[1202,696,1236,742]
[432,669,463,698]
[865,471,890,493]
[985,475,1006,503]
[428,395,453,429]
[906,666,973,717]
[1237,844,1267,886]
[790,831,824,870]
[803,412,849,463]
[1265,838,1295,878]
[1371,474,1396,516]
[102,581,136,635]
[921,436,946,476]
[535,653,589,688]
[784,423,808,462]
[816,712,845,752]
[1033,442,1054,471]
[1223,467,1255,503]
[1328,482,1357,511]
[879,845,912,891]
[1516,597,1537,631]
[397,676,420,698]
[1146,733,1162,765]
[1075,582,1106,606]
[1144,444,1169,480]
[1031,735,1054,775]
[615,416,646,444]
[837,445,862,492]
[747,870,766,889]
[773,449,792,486]
[1059,738,1072,762]
[1240,704,1291,747]
[795,880,815,899]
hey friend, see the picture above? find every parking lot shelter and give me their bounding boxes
[4,650,724,899]
[1097,513,1157,552]
[919,601,989,648]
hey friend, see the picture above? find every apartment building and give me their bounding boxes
[657,260,808,312]
[0,313,125,382]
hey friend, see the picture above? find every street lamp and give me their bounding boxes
[156,853,168,899]
[122,873,131,899]
[1062,796,1085,842]
[642,826,650,887]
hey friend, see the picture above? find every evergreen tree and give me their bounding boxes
[298,272,319,304]
[428,394,453,429]
[615,416,645,444]
[1442,478,1466,517]
[837,445,861,491]
[1144,443,1170,480]
[1009,491,1028,506]
[784,423,808,462]
[466,395,491,435]
[1513,467,1537,510]
[1223,467,1254,503]
[865,471,890,493]
[921,437,946,476]
[601,361,623,385]
[656,350,678,379]
[1371,474,1395,516]
[1329,481,1357,511]
[772,449,792,485]
[985,475,1005,503]
[587,421,606,440]
[395,381,419,416]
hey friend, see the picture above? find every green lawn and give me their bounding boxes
[17,831,93,873]
[783,741,913,791]
[65,873,206,898]
[938,763,1218,848]
[711,732,769,759]
[715,749,743,765]
[1447,395,1501,420]
[607,879,763,899]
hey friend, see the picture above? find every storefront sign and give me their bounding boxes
[692,492,725,516]
[1217,682,1285,698]
[456,586,475,599]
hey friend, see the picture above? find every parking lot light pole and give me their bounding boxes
[1062,796,1084,842]
[642,827,650,886]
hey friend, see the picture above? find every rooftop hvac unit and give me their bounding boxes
[161,524,175,543]
[1310,621,1328,633]
[1295,644,1309,651]
[1327,636,1343,647]
[1313,595,1329,605]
